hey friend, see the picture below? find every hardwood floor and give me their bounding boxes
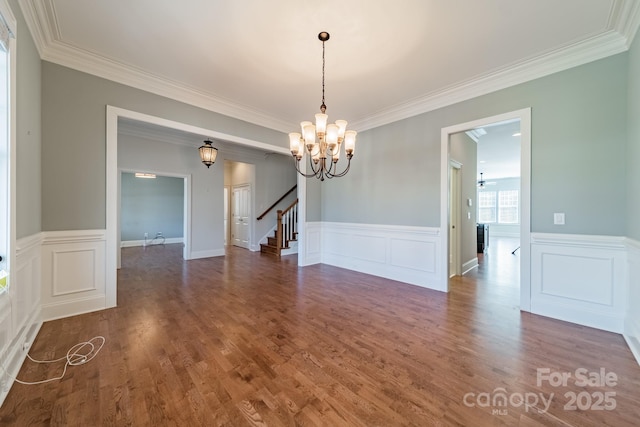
[1,241,639,426]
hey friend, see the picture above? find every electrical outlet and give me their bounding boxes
[156,232,163,237]
[553,213,565,225]
[22,342,30,351]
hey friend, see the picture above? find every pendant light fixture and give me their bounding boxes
[288,31,356,181]
[199,139,218,168]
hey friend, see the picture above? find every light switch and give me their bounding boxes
[554,213,565,225]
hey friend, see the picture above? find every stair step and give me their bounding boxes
[260,243,280,255]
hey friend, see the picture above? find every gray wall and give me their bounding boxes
[320,53,627,237]
[120,173,184,241]
[628,31,640,241]
[12,0,41,239]
[118,133,222,254]
[119,132,295,253]
[450,131,478,266]
[41,61,288,232]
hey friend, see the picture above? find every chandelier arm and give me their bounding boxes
[325,157,352,178]
[293,157,322,179]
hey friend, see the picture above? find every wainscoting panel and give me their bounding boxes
[41,230,107,321]
[304,222,322,265]
[531,233,626,333]
[625,238,640,365]
[321,222,441,290]
[1,234,43,408]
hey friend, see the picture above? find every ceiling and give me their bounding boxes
[20,0,640,134]
[470,120,522,181]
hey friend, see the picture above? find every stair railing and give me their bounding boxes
[277,199,298,252]
[256,185,297,221]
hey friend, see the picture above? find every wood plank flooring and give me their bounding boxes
[1,240,639,426]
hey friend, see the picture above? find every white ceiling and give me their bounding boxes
[19,0,640,134]
[473,120,522,181]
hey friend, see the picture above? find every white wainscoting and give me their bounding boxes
[319,222,442,291]
[303,222,322,265]
[41,230,107,321]
[625,238,640,365]
[0,233,43,408]
[531,233,627,333]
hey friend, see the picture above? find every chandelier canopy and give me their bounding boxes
[289,32,356,181]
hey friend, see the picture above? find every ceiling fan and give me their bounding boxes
[477,173,497,188]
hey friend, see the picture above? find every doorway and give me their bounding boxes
[440,108,531,311]
[118,170,191,267]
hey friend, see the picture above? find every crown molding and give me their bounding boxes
[610,0,640,46]
[351,30,629,131]
[18,0,293,133]
[19,0,640,134]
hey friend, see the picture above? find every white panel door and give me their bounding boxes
[232,185,250,249]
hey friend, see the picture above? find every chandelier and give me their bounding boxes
[289,32,356,181]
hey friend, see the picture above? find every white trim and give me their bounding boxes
[106,106,291,306]
[530,232,627,333]
[301,221,321,266]
[624,238,640,365]
[18,0,640,133]
[121,237,184,248]
[462,258,479,275]
[190,249,225,259]
[531,233,627,250]
[353,32,627,131]
[440,108,532,311]
[41,230,107,322]
[320,222,442,291]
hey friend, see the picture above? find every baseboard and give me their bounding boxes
[0,311,42,408]
[624,318,640,366]
[531,299,624,333]
[189,248,225,260]
[462,257,479,275]
[625,238,640,365]
[42,295,107,322]
[121,237,183,247]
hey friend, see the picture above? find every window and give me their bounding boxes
[498,190,519,224]
[0,2,14,295]
[478,189,519,225]
[478,191,496,223]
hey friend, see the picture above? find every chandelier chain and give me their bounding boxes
[321,38,326,111]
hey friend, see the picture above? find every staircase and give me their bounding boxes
[260,198,298,257]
